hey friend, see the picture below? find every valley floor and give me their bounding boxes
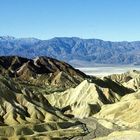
[77,65,140,76]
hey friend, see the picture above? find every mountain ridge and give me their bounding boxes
[2,35,140,42]
[0,55,88,89]
[0,36,140,65]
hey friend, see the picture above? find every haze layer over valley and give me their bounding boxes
[78,66,140,76]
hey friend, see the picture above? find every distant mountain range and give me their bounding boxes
[0,36,140,66]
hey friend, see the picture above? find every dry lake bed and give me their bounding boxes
[77,65,140,76]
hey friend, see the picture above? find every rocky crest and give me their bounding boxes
[0,56,88,89]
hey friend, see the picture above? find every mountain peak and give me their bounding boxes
[0,36,15,40]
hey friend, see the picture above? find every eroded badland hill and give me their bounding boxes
[0,56,139,139]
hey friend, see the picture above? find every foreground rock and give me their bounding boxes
[94,91,140,129]
[69,89,140,140]
[94,131,140,140]
[107,70,140,91]
[0,76,88,139]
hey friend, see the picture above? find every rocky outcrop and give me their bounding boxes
[107,70,140,90]
[0,56,88,89]
[45,79,133,118]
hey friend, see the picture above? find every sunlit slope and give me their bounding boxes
[107,70,140,90]
[94,91,140,128]
[46,78,133,118]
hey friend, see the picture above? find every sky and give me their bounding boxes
[0,0,140,41]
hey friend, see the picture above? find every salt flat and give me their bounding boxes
[77,65,140,76]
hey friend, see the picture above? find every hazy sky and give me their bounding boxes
[0,0,140,41]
